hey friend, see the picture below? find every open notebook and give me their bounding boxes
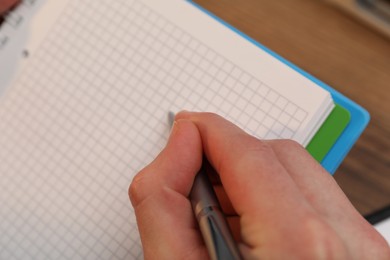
[0,0,363,259]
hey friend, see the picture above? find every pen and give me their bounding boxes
[168,112,242,260]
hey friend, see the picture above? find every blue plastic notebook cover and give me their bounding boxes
[187,0,370,174]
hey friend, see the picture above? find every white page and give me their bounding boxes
[144,0,334,145]
[0,0,333,259]
[375,218,390,245]
[0,0,49,94]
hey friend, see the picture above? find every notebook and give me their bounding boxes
[0,0,369,259]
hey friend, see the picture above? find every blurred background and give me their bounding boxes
[194,0,390,216]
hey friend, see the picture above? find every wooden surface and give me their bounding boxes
[194,0,390,216]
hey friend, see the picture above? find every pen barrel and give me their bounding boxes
[197,209,242,260]
[190,169,220,217]
[190,168,242,260]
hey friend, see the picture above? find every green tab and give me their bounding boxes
[306,104,351,162]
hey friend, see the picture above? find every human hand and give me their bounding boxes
[0,0,19,15]
[129,112,390,259]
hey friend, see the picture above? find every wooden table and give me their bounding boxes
[194,0,390,216]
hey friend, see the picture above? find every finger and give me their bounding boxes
[129,119,208,259]
[226,216,242,242]
[130,120,202,203]
[203,159,221,184]
[177,112,312,217]
[214,185,236,216]
[0,0,19,14]
[176,112,343,257]
[266,139,362,219]
[268,139,389,258]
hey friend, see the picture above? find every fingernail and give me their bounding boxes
[178,110,189,115]
[168,120,179,139]
[176,110,194,118]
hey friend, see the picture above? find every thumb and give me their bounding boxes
[129,119,208,259]
[130,119,203,205]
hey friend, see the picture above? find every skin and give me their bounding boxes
[0,0,18,15]
[129,111,390,260]
[1,0,387,257]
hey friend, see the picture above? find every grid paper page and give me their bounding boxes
[1,0,320,259]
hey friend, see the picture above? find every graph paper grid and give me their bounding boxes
[0,0,309,259]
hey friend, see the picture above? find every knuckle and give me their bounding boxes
[269,139,309,159]
[362,228,390,259]
[241,138,274,158]
[219,137,274,171]
[281,139,304,151]
[201,112,223,121]
[299,216,349,259]
[128,169,149,207]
